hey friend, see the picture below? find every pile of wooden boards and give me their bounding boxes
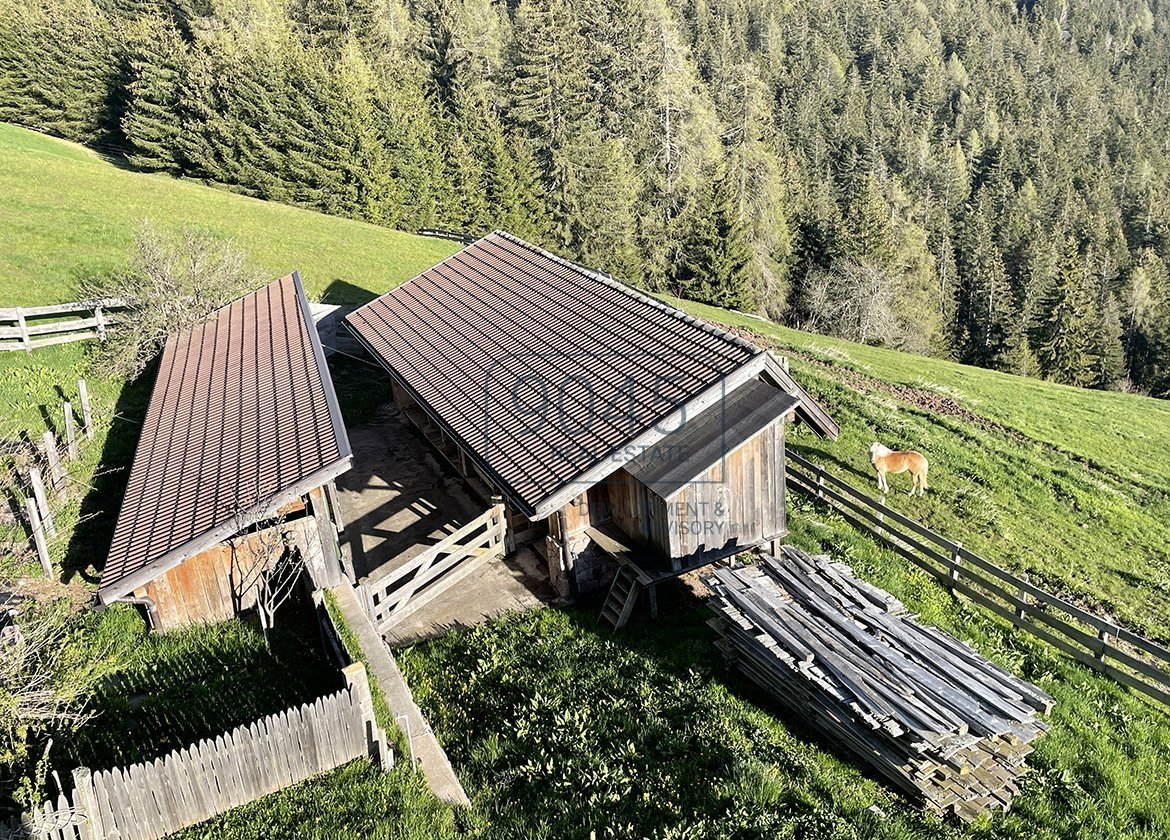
[704,546,1053,821]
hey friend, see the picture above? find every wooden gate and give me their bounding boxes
[359,503,506,633]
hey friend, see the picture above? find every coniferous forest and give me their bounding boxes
[2,0,1170,395]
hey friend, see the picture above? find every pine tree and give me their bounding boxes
[954,198,1013,367]
[1035,238,1099,387]
[673,173,754,310]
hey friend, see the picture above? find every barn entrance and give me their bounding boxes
[334,399,552,644]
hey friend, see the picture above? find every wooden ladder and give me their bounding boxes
[599,563,642,630]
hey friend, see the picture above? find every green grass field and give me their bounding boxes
[0,123,457,307]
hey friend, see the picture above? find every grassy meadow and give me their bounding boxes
[0,123,458,308]
[666,299,1170,642]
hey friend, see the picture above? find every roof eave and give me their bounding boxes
[761,352,839,440]
[97,456,352,605]
[292,270,352,461]
[526,351,771,519]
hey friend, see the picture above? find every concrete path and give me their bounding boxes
[330,582,470,805]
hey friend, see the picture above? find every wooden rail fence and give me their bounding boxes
[785,451,1170,707]
[361,503,506,633]
[0,300,124,353]
[16,663,391,840]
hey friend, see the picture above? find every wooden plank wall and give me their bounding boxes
[26,664,391,840]
[671,420,785,558]
[136,513,324,631]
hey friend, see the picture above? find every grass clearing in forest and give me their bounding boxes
[0,122,458,307]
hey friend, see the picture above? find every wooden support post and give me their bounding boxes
[779,355,789,372]
[25,497,52,577]
[28,467,55,538]
[63,401,78,459]
[1097,627,1112,663]
[72,767,105,840]
[647,583,659,620]
[876,499,886,537]
[816,464,826,499]
[1015,573,1030,627]
[78,379,94,438]
[16,307,31,352]
[94,305,107,341]
[41,430,64,492]
[949,540,963,595]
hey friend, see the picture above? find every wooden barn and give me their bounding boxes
[97,273,352,631]
[345,232,837,622]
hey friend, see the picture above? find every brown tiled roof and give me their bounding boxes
[346,232,833,518]
[98,273,351,603]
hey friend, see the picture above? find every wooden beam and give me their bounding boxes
[63,400,78,459]
[78,378,94,438]
[25,497,52,577]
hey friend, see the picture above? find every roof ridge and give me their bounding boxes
[489,230,763,357]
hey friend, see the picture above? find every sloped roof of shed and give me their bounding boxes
[623,378,800,499]
[345,231,835,518]
[98,272,351,603]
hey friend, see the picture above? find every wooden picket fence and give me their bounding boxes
[361,503,506,633]
[17,663,391,840]
[786,450,1170,707]
[0,301,124,353]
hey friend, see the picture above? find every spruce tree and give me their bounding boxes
[122,18,188,173]
[1035,238,1099,387]
[673,173,754,310]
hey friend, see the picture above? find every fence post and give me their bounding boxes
[16,307,30,352]
[1015,572,1030,628]
[25,497,52,577]
[949,540,963,596]
[1097,627,1112,663]
[28,467,55,538]
[63,401,78,460]
[343,662,391,771]
[41,430,65,492]
[816,464,826,499]
[876,497,886,537]
[72,767,104,840]
[94,304,107,341]
[78,379,94,439]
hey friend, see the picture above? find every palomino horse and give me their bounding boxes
[868,443,929,496]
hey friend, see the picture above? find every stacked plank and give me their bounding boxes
[704,546,1053,821]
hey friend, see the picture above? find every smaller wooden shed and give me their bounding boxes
[97,273,352,631]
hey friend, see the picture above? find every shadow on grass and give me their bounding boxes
[321,278,379,307]
[61,360,156,584]
[56,595,342,775]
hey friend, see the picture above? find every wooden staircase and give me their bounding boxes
[599,563,642,629]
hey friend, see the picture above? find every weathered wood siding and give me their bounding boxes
[135,511,325,631]
[597,419,786,566]
[669,419,785,558]
[606,469,671,562]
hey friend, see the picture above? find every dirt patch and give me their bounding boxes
[725,325,1024,440]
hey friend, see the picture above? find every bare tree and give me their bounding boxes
[225,493,308,643]
[798,259,902,346]
[77,225,260,378]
